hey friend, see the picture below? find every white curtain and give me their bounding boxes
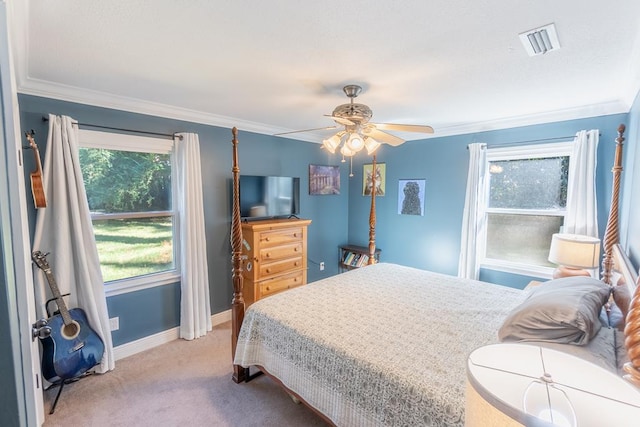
[563,129,599,237]
[175,132,211,340]
[32,114,114,374]
[458,143,487,280]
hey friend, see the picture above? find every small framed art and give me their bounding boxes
[362,163,386,196]
[309,164,340,195]
[398,179,426,216]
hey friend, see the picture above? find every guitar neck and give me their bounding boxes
[33,146,43,174]
[42,267,73,325]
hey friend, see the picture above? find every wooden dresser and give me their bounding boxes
[241,218,311,306]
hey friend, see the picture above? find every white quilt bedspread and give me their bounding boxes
[234,263,529,426]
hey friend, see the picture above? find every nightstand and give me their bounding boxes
[466,343,640,426]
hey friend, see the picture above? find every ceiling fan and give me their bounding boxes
[275,84,434,156]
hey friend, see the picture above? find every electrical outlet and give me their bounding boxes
[320,262,325,271]
[109,317,120,331]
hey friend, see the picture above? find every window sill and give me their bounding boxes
[105,271,180,297]
[480,260,555,280]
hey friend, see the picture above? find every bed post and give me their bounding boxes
[367,154,377,265]
[230,127,248,383]
[601,124,625,285]
[601,123,640,388]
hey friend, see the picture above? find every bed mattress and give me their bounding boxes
[235,263,533,426]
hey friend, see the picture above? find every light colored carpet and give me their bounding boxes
[42,321,328,426]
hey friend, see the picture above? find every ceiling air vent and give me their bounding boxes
[519,23,560,56]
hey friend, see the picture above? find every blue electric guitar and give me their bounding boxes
[31,251,105,384]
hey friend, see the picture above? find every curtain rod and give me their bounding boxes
[42,116,182,140]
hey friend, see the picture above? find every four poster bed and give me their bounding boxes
[228,125,640,426]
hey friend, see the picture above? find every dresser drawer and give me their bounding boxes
[260,256,303,278]
[260,270,304,297]
[259,227,304,247]
[259,242,302,262]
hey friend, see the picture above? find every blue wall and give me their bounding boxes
[15,93,639,347]
[347,114,628,289]
[18,94,349,346]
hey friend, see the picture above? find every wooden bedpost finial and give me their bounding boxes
[230,127,247,383]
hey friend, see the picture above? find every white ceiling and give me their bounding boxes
[9,1,640,142]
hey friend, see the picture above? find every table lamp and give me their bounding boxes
[466,343,640,426]
[548,233,600,279]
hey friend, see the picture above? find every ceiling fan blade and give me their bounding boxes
[365,128,405,146]
[274,125,339,136]
[324,115,355,126]
[371,123,434,133]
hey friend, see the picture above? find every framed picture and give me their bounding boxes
[362,163,386,196]
[309,164,340,195]
[398,179,426,216]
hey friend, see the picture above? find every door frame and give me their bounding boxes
[0,1,44,425]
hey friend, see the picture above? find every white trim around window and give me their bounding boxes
[78,129,179,296]
[486,141,573,161]
[80,129,174,153]
[479,140,574,277]
[104,271,181,297]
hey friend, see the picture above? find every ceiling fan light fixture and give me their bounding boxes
[364,136,381,155]
[340,144,355,157]
[346,132,365,152]
[321,132,343,154]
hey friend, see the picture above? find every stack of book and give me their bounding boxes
[342,251,370,268]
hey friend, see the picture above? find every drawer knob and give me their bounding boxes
[266,268,271,273]
[265,252,271,258]
[294,278,299,282]
[265,237,270,242]
[266,286,271,291]
[294,261,299,266]
[294,247,299,252]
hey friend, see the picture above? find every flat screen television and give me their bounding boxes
[238,175,300,220]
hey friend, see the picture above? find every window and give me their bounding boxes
[481,142,573,276]
[78,130,179,295]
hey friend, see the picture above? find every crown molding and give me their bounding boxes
[16,76,632,144]
[431,100,631,139]
[17,77,289,137]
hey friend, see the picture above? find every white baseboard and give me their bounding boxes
[113,309,231,361]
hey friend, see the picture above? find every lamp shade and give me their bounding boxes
[321,131,345,154]
[345,132,365,152]
[340,144,355,157]
[364,136,381,155]
[466,344,640,427]
[548,233,600,269]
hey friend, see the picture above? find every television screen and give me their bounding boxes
[239,175,300,219]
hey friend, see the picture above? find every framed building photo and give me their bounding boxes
[362,163,386,196]
[398,179,426,216]
[309,164,340,195]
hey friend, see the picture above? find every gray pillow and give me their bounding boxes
[498,276,611,345]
